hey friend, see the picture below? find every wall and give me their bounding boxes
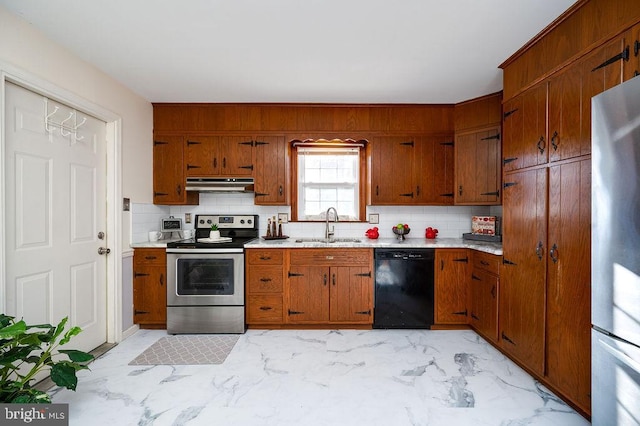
[132,194,491,243]
[0,6,153,333]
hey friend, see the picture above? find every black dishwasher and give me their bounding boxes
[373,248,434,329]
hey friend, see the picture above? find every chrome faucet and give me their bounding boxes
[325,207,338,240]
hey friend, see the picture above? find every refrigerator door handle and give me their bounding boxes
[600,337,640,372]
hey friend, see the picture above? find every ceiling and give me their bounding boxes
[0,0,576,104]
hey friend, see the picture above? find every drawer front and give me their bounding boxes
[247,266,283,293]
[247,295,283,323]
[472,252,501,275]
[290,248,371,266]
[247,249,284,265]
[134,248,166,266]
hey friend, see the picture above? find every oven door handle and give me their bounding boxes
[166,248,244,254]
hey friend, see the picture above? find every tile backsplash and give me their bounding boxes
[131,193,494,243]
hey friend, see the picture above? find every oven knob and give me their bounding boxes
[199,219,204,224]
[240,219,245,224]
[207,219,212,224]
[248,219,252,224]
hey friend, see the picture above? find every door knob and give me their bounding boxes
[98,247,111,255]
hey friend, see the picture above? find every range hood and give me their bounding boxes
[185,177,255,192]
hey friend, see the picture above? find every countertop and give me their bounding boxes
[244,237,502,255]
[132,236,502,255]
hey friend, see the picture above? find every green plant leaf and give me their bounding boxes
[59,349,94,363]
[50,363,78,391]
[0,314,14,328]
[59,326,82,345]
[52,317,68,340]
[10,390,52,404]
[0,320,26,339]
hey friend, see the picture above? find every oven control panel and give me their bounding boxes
[195,215,257,229]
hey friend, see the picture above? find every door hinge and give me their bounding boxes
[503,182,517,189]
[635,40,640,57]
[503,258,517,266]
[501,332,516,345]
[134,310,149,315]
[471,313,480,320]
[186,164,201,170]
[288,310,304,315]
[355,310,371,315]
[400,141,414,147]
[503,109,518,119]
[288,272,304,277]
[440,141,454,146]
[480,133,500,141]
[440,193,454,197]
[153,140,168,146]
[354,272,372,277]
[154,192,168,197]
[480,190,500,196]
[453,309,468,316]
[592,45,630,72]
[186,140,201,145]
[471,274,481,281]
[503,157,518,165]
[239,165,254,170]
[254,192,269,197]
[254,140,269,146]
[134,272,150,278]
[453,257,469,263]
[240,141,254,146]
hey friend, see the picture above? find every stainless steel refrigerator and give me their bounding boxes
[592,76,640,425]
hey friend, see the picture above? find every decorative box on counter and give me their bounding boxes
[464,216,502,242]
[471,216,501,235]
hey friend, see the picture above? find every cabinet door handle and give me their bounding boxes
[324,274,328,286]
[332,273,336,286]
[259,306,273,311]
[491,285,496,299]
[259,278,272,282]
[376,185,379,196]
[537,136,545,154]
[416,186,420,197]
[145,256,157,260]
[551,131,559,151]
[535,241,544,260]
[213,158,217,168]
[458,185,463,196]
[159,273,164,287]
[550,243,559,263]
[279,185,283,196]
[223,157,226,168]
[400,192,413,198]
[501,332,516,345]
[134,272,150,278]
[176,184,182,196]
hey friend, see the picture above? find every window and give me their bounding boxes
[291,139,367,221]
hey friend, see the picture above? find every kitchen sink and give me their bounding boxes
[294,237,362,243]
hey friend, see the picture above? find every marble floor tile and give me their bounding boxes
[49,329,590,426]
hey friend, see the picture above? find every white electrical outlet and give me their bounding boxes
[278,213,288,223]
[369,213,379,224]
[185,213,192,223]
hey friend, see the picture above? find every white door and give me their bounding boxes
[4,82,107,352]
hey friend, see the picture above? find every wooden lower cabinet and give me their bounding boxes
[469,251,500,343]
[133,248,167,328]
[286,248,373,326]
[246,249,285,326]
[434,249,469,325]
[545,158,592,413]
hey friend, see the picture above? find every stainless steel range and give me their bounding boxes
[166,214,258,334]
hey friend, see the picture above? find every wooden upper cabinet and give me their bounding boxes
[502,83,547,172]
[369,136,415,204]
[454,92,502,132]
[548,69,584,162]
[415,135,455,205]
[153,134,198,205]
[454,126,501,205]
[624,23,640,81]
[185,135,253,177]
[254,135,288,205]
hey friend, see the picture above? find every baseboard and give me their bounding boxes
[121,324,140,340]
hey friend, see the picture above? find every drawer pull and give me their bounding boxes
[480,260,490,266]
[355,310,371,315]
[259,306,273,311]
[260,256,272,260]
[145,256,157,260]
[259,278,272,282]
